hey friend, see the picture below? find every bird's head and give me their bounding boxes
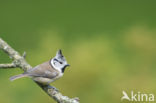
[51,49,70,73]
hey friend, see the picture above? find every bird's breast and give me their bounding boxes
[55,72,63,79]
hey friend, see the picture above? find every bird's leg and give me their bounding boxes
[34,81,59,92]
[47,85,59,92]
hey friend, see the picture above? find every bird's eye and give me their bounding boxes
[54,58,58,61]
[59,62,63,64]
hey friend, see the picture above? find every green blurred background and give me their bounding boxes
[0,0,156,103]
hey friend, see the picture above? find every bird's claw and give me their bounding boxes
[48,85,59,92]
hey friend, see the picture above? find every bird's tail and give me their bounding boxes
[10,73,29,81]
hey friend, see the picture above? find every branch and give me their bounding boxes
[0,38,79,103]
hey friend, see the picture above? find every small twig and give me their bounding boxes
[22,51,26,58]
[0,63,16,68]
[0,37,79,103]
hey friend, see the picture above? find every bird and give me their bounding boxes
[10,49,70,85]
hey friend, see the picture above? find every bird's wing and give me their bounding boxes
[26,61,58,79]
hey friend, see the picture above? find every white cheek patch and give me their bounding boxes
[51,59,62,72]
